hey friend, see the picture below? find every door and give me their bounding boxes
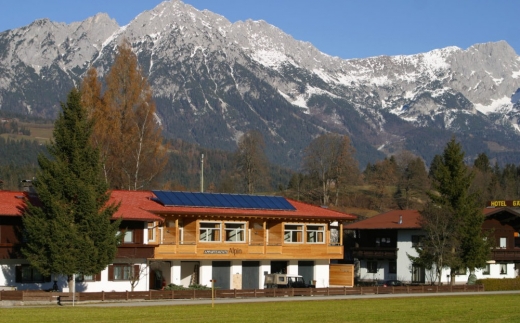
[271,261,288,274]
[298,261,314,286]
[412,264,425,284]
[242,261,260,289]
[212,261,231,289]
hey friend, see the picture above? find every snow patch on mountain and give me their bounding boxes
[474,96,513,114]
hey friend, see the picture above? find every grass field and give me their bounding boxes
[1,294,519,323]
[0,122,53,144]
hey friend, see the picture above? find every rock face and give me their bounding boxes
[1,0,520,168]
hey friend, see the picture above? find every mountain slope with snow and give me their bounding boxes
[1,0,520,167]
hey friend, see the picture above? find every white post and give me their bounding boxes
[72,274,76,306]
[200,154,204,192]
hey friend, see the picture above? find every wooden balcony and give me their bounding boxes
[153,241,344,260]
[350,247,398,260]
[116,244,155,258]
[490,248,520,262]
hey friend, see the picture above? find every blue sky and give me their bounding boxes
[1,0,518,59]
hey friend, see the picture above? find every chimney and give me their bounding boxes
[398,215,403,224]
[20,179,37,197]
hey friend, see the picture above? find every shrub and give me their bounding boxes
[164,283,212,291]
[476,277,520,291]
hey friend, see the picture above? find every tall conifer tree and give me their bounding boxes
[22,89,121,287]
[426,137,490,283]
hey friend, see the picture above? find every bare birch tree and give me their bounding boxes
[234,130,269,194]
[85,40,167,190]
[303,133,358,206]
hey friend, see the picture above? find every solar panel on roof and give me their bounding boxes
[249,195,265,209]
[152,191,296,210]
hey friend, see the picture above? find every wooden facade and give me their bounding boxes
[0,190,356,291]
[483,208,520,262]
[152,215,344,260]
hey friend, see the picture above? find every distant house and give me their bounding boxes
[344,208,518,285]
[0,190,356,291]
[0,190,161,292]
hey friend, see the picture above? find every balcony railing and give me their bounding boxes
[116,245,155,258]
[490,248,520,262]
[350,247,398,259]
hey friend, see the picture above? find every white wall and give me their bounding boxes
[397,229,423,283]
[198,260,213,288]
[314,260,329,288]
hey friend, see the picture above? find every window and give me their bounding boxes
[284,224,303,243]
[376,237,391,247]
[500,263,507,275]
[199,222,221,242]
[306,225,325,243]
[482,264,490,275]
[112,264,134,281]
[225,223,245,242]
[123,230,134,243]
[412,235,424,248]
[118,229,134,244]
[76,274,95,282]
[15,265,50,283]
[367,261,378,274]
[389,261,397,274]
[500,237,507,248]
[148,222,156,242]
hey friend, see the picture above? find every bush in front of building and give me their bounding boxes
[476,277,520,291]
[164,283,212,290]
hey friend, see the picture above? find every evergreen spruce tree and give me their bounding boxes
[427,137,490,284]
[22,89,121,288]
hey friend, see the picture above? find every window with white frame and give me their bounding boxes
[284,224,303,243]
[306,225,325,243]
[482,264,490,275]
[500,263,507,275]
[199,222,221,242]
[225,222,245,242]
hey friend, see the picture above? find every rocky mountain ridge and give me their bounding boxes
[1,0,520,168]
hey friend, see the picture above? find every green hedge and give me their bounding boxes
[476,277,520,291]
[164,283,212,291]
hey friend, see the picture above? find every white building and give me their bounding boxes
[344,209,518,285]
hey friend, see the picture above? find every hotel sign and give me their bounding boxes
[487,200,520,207]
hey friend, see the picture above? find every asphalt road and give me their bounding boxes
[58,290,520,308]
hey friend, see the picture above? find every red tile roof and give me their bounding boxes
[0,191,26,216]
[343,209,422,230]
[0,190,162,222]
[109,190,163,222]
[0,190,355,221]
[111,191,356,221]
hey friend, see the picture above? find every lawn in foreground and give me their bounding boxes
[1,294,519,323]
